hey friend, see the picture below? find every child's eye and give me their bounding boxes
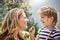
[41,17,44,18]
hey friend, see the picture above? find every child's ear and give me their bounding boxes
[50,16,54,22]
[48,16,54,23]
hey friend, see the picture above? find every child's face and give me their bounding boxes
[40,14,53,27]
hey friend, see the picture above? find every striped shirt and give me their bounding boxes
[38,27,60,40]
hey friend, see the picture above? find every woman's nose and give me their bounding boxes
[27,18,29,22]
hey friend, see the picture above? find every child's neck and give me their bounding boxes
[45,25,55,31]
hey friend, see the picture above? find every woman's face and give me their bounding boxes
[18,12,28,29]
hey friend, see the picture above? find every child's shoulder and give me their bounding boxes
[38,27,48,33]
[53,28,60,38]
[54,28,60,32]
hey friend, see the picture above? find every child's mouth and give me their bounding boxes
[42,21,44,23]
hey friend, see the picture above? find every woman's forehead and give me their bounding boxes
[17,9,26,17]
[19,12,26,18]
[22,12,26,17]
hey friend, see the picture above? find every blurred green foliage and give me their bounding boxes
[4,0,31,18]
[0,0,38,37]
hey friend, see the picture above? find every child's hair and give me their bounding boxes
[38,5,58,26]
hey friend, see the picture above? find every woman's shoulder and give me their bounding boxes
[0,34,14,40]
[18,31,25,39]
[18,31,25,38]
[18,31,29,40]
[0,31,5,40]
[4,35,15,40]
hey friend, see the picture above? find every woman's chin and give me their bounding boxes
[25,26,27,29]
[22,26,27,29]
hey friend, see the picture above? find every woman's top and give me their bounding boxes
[0,30,25,40]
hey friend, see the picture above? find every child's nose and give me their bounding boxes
[40,18,42,21]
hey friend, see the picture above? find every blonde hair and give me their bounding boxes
[2,8,24,33]
[38,5,58,26]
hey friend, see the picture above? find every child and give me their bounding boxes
[29,5,60,40]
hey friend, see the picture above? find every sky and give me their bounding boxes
[29,0,60,29]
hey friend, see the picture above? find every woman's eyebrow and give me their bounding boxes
[18,13,22,19]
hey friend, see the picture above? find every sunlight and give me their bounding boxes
[29,0,48,6]
[34,0,47,3]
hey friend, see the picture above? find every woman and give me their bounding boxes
[0,8,28,40]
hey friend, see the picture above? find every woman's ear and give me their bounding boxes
[17,19,20,25]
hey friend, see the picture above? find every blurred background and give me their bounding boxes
[29,0,60,29]
[0,0,60,39]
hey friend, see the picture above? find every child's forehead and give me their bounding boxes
[40,14,54,19]
[40,13,47,17]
